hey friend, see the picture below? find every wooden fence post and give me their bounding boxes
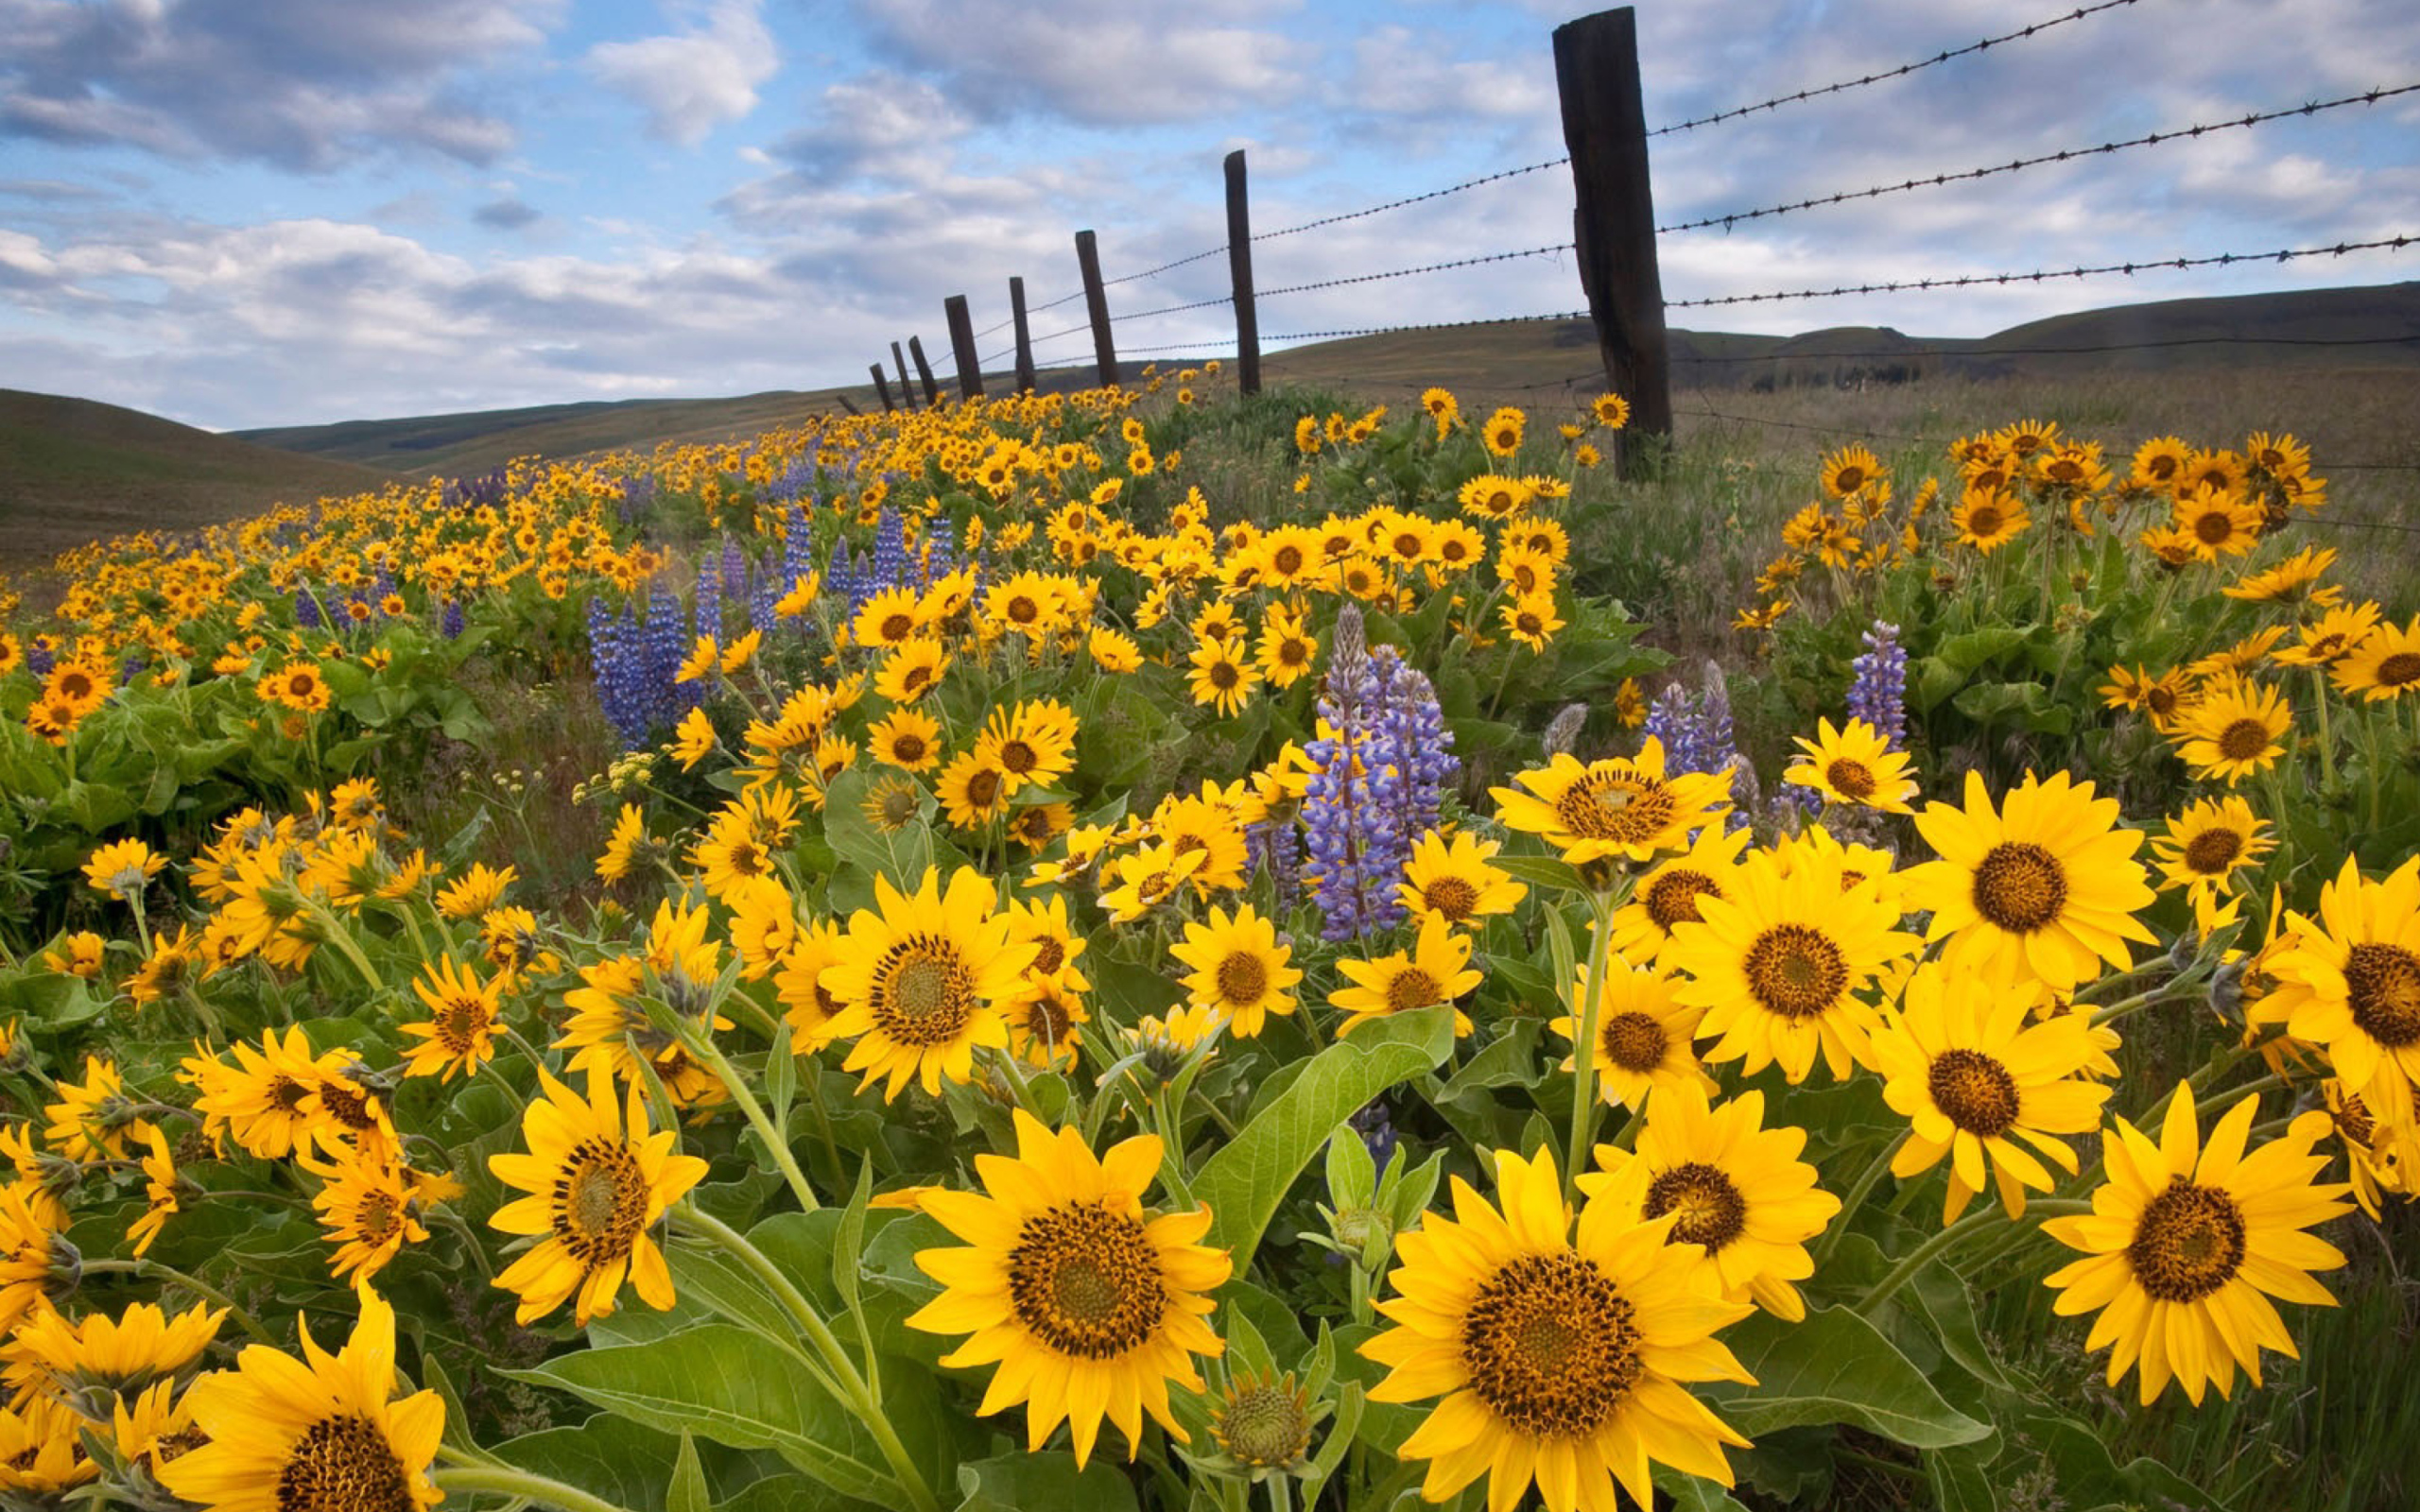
[1224,150,1262,397]
[908,335,941,407]
[890,342,912,406]
[1554,6,1671,474]
[870,364,894,412]
[1074,230,1120,387]
[944,295,985,401]
[1010,276,1037,393]
[837,393,862,417]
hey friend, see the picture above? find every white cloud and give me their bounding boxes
[586,0,780,146]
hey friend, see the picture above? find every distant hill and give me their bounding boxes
[0,389,389,565]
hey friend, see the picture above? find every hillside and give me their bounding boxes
[0,389,389,565]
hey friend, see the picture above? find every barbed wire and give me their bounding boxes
[1250,158,1573,244]
[1666,234,2417,307]
[1258,311,1591,341]
[1676,331,2420,363]
[1103,245,1229,289]
[1661,84,2420,234]
[1257,243,1576,301]
[1650,0,2142,138]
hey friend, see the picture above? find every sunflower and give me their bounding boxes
[1950,488,2030,552]
[156,1288,443,1512]
[2150,797,2273,903]
[868,708,942,773]
[1479,406,1526,458]
[2331,615,2420,702]
[2170,485,2264,561]
[301,1146,434,1282]
[1819,443,1883,501]
[1089,627,1143,674]
[853,586,925,649]
[2260,854,2420,1125]
[1255,606,1320,689]
[128,1126,181,1256]
[2043,1080,2351,1405]
[1500,591,1565,651]
[937,750,1013,832]
[1666,846,1916,1083]
[821,867,1036,1100]
[0,1394,95,1492]
[2172,678,2290,785]
[46,1055,156,1161]
[908,1110,1228,1468]
[1188,633,1261,717]
[1360,1145,1754,1512]
[3,1297,223,1402]
[399,954,502,1081]
[1548,957,1713,1108]
[1396,830,1527,928]
[1490,739,1731,868]
[1591,391,1632,429]
[2225,546,2339,606]
[1609,823,1753,967]
[1458,474,1532,522]
[2100,663,2195,731]
[1783,716,1915,814]
[1871,963,2111,1223]
[262,659,331,713]
[875,637,952,703]
[1171,904,1302,1039]
[1332,915,1484,1039]
[978,698,1079,796]
[2131,435,2192,490]
[1905,769,2158,994]
[83,837,164,902]
[488,1065,708,1325]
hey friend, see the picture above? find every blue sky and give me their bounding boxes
[3,0,2415,431]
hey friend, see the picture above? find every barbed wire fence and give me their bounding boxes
[865,1,2418,502]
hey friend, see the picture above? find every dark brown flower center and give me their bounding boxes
[2193,510,2235,546]
[1552,770,1677,845]
[1645,869,1720,931]
[1927,1048,2020,1137]
[1599,1011,1668,1074]
[1214,951,1270,1006]
[1028,936,1066,976]
[1643,1161,1747,1252]
[1210,661,1240,691]
[1460,1252,1641,1437]
[1008,1200,1166,1358]
[2182,828,2244,875]
[873,939,976,1045]
[2127,1181,2246,1302]
[2376,652,2420,687]
[1423,876,1480,922]
[889,731,926,764]
[2216,718,2272,763]
[964,770,1000,808]
[1972,842,2067,932]
[553,1137,647,1265]
[1385,968,1443,1015]
[2345,943,2420,1048]
[1825,758,1877,799]
[276,1412,414,1512]
[1742,925,1849,1019]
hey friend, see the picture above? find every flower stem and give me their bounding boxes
[1857,1199,2089,1317]
[1814,1129,1909,1268]
[1564,891,1616,1197]
[432,1465,639,1512]
[80,1258,276,1346]
[674,1018,820,1212]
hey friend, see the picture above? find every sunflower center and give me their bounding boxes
[2193,511,2235,546]
[1215,951,1270,1006]
[1215,1379,1312,1468]
[2344,942,2420,1048]
[1022,991,1074,1045]
[879,612,913,641]
[873,940,976,1046]
[1599,1011,1668,1073]
[2333,1090,2377,1146]
[1927,1049,2021,1137]
[2216,718,2272,762]
[965,770,1001,808]
[1423,877,1480,922]
[1970,506,2003,536]
[1820,755,1882,800]
[1008,596,1039,625]
[1210,661,1240,691]
[1645,869,1720,931]
[2127,1181,2247,1302]
[2182,828,2244,874]
[890,732,926,764]
[437,995,487,1053]
[275,1412,415,1512]
[1028,936,1066,976]
[1643,1161,1747,1253]
[1552,773,1676,844]
[1008,1200,1166,1359]
[1742,924,1849,1019]
[1971,842,2067,932]
[1272,545,1304,575]
[998,739,1039,774]
[1834,465,1867,493]
[1385,968,1443,1015]
[556,1138,647,1263]
[2376,652,2420,687]
[901,664,934,695]
[357,1190,403,1245]
[1460,1252,1642,1438]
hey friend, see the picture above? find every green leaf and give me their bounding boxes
[1951,679,2074,736]
[1495,853,1590,896]
[951,1451,1139,1512]
[822,766,933,889]
[1911,626,2033,711]
[1191,1006,1455,1274]
[506,1322,895,1500]
[669,1433,710,1512]
[1709,1306,1992,1450]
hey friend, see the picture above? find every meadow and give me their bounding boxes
[0,363,2415,1512]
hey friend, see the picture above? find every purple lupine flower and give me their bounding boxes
[1349,1099,1399,1181]
[441,597,465,640]
[826,539,857,608]
[588,600,655,750]
[642,583,693,727]
[1644,664,1739,780]
[1371,646,1457,862]
[295,588,322,630]
[619,474,656,528]
[1848,620,1909,748]
[719,535,747,597]
[26,640,53,679]
[693,559,723,646]
[1303,610,1418,942]
[866,507,909,600]
[1643,683,1699,769]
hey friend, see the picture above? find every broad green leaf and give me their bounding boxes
[1709,1306,1992,1449]
[823,765,935,890]
[1193,1006,1455,1274]
[952,1451,1139,1512]
[492,1414,807,1512]
[669,1433,710,1512]
[1653,1469,1752,1512]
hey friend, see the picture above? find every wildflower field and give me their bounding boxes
[1,367,2416,1512]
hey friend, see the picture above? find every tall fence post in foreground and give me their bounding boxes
[890,343,912,407]
[1074,230,1120,387]
[1009,277,1037,393]
[1224,150,1262,397]
[944,296,985,401]
[1554,5,1671,474]
[908,335,941,407]
[871,365,895,412]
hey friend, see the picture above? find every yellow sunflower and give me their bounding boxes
[1905,769,2157,994]
[1819,442,1884,501]
[2259,854,2420,1125]
[489,1065,709,1325]
[2331,615,2420,702]
[1950,488,2030,552]
[821,866,1037,1100]
[1396,830,1527,928]
[853,586,925,649]
[908,1110,1229,1468]
[2172,678,2290,785]
[874,638,952,703]
[1479,405,1526,458]
[1170,903,1302,1039]
[1608,822,1753,967]
[156,1288,444,1512]
[2043,1081,2350,1404]
[2149,797,2273,904]
[1500,591,1565,651]
[1489,739,1732,868]
[1548,957,1714,1108]
[1188,633,1261,717]
[937,749,1013,832]
[1666,845,1917,1083]
[869,707,943,773]
[1872,963,2112,1223]
[1782,716,1916,814]
[399,954,502,1081]
[977,697,1079,796]
[1361,1145,1754,1512]
[2171,485,2264,561]
[1331,915,1484,1039]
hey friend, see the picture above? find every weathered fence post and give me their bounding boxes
[1554,6,1671,474]
[944,295,985,401]
[870,364,895,412]
[1074,230,1120,387]
[1224,150,1262,397]
[1010,276,1037,393]
[907,335,941,407]
[890,342,911,407]
[836,393,862,417]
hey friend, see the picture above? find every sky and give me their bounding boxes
[2,0,2415,432]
